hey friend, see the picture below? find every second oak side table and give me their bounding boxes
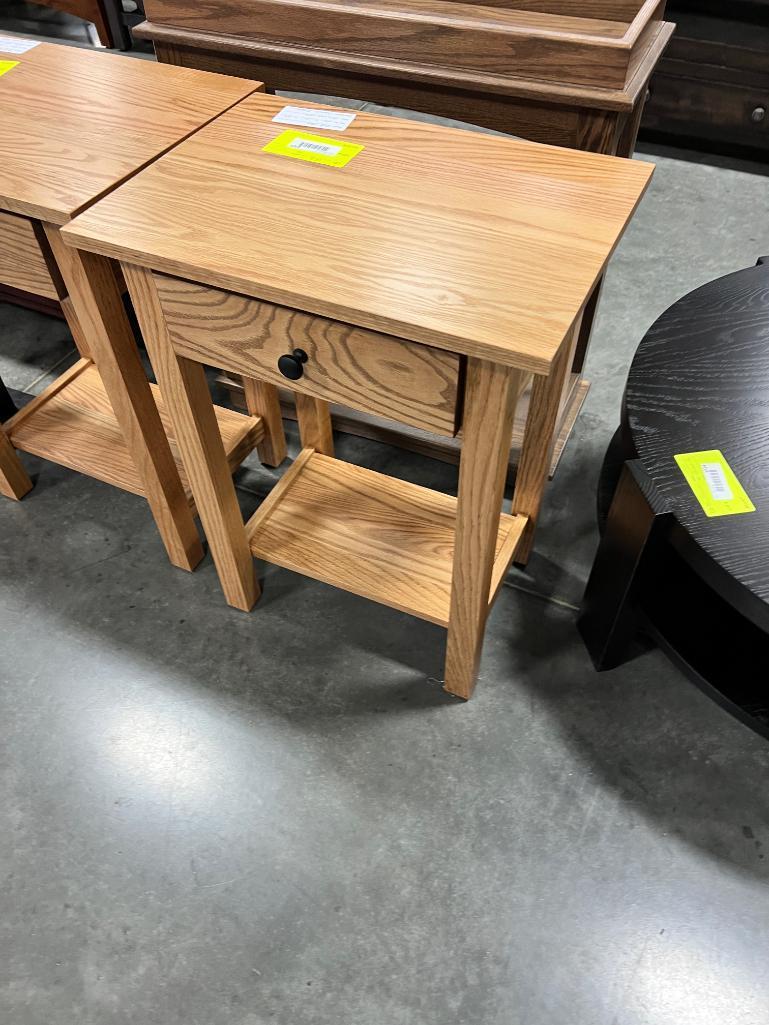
[0,39,283,571]
[63,95,653,699]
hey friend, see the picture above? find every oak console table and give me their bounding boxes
[135,0,673,476]
[0,39,277,570]
[65,95,652,698]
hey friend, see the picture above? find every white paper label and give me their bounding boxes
[287,137,341,157]
[272,105,357,132]
[0,35,40,54]
[701,462,733,501]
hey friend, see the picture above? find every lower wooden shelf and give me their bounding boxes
[6,359,262,505]
[245,448,528,627]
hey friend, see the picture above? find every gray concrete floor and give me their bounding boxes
[2,20,769,1025]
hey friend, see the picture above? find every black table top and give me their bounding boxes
[624,261,769,629]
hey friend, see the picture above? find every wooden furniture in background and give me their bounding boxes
[0,39,277,571]
[26,0,119,47]
[64,94,653,698]
[135,0,673,477]
[641,0,769,156]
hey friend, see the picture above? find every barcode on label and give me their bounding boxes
[287,138,341,157]
[701,462,733,501]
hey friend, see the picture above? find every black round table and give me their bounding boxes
[0,375,16,422]
[579,259,769,737]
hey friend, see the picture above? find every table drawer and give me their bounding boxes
[153,274,462,437]
[0,211,60,300]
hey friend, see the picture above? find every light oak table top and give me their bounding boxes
[0,39,259,225]
[65,93,653,373]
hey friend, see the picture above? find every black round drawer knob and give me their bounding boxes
[277,348,308,380]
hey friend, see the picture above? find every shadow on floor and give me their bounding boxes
[4,439,768,882]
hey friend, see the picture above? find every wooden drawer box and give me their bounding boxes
[645,73,769,150]
[0,211,60,300]
[153,273,462,437]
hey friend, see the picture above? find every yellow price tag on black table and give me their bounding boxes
[674,449,755,517]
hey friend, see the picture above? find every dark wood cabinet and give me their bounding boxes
[641,0,769,155]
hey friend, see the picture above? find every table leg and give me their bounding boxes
[511,331,573,565]
[0,426,32,500]
[444,358,523,700]
[44,225,204,572]
[578,460,672,670]
[295,392,334,455]
[570,103,639,378]
[242,376,287,467]
[124,263,259,612]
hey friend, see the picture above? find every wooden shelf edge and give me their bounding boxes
[222,411,264,480]
[245,448,523,626]
[488,514,529,609]
[8,363,261,505]
[244,445,313,537]
[5,358,92,435]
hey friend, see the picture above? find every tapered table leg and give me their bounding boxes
[444,357,523,699]
[578,459,672,670]
[44,225,204,572]
[242,376,287,467]
[295,392,334,456]
[0,426,32,501]
[511,330,574,565]
[124,263,259,612]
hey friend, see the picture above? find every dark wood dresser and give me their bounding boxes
[641,0,769,156]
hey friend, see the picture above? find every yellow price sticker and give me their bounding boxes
[262,130,364,168]
[0,60,19,78]
[674,449,755,517]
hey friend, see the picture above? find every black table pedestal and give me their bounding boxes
[0,377,17,423]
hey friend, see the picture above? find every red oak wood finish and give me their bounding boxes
[64,94,653,698]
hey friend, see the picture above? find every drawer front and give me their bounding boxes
[644,72,769,151]
[0,211,60,300]
[154,274,462,437]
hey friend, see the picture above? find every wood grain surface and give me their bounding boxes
[145,0,635,88]
[221,374,590,478]
[245,448,527,627]
[0,39,259,223]
[511,319,575,562]
[242,375,287,466]
[65,92,653,373]
[0,211,59,299]
[45,224,206,570]
[124,263,260,611]
[153,273,461,437]
[445,357,522,697]
[144,19,673,113]
[624,262,769,612]
[294,391,335,455]
[0,425,33,501]
[7,360,260,504]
